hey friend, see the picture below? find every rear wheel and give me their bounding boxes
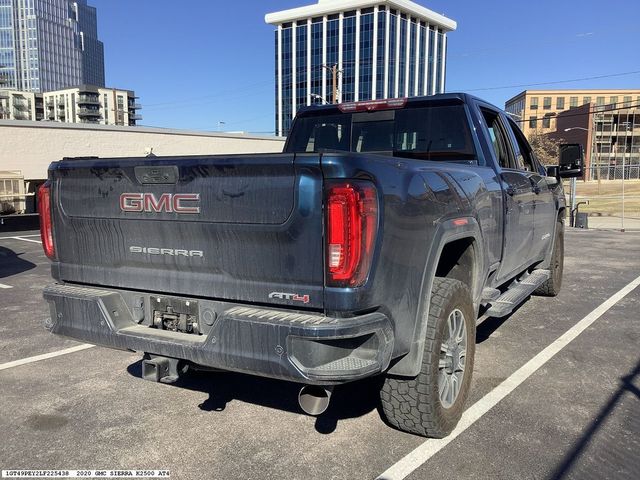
[380,278,476,438]
[535,217,564,296]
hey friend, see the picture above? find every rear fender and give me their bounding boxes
[387,217,485,376]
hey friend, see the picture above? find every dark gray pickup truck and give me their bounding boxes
[39,94,583,437]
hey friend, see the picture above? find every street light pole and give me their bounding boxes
[310,93,329,105]
[564,126,590,221]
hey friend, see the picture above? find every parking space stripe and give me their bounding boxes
[0,283,13,289]
[0,344,95,372]
[0,234,41,240]
[377,274,640,480]
[12,236,42,244]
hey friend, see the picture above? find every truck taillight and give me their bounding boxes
[38,182,55,260]
[325,182,378,287]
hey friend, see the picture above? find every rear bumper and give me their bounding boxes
[43,283,394,385]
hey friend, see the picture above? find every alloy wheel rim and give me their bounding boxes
[438,308,467,409]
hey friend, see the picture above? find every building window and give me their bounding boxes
[359,12,375,100]
[388,12,397,97]
[583,96,591,105]
[596,96,605,106]
[624,96,632,107]
[529,116,537,129]
[376,10,386,99]
[542,115,551,128]
[610,96,618,106]
[556,97,565,110]
[529,97,538,109]
[570,97,578,108]
[543,97,552,109]
[295,22,308,111]
[341,16,356,102]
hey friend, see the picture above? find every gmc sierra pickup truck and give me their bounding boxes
[40,94,583,437]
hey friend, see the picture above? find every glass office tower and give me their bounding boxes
[266,0,456,136]
[0,0,104,92]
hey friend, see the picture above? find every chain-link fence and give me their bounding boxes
[569,166,640,230]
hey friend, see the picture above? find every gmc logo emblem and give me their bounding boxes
[120,193,201,214]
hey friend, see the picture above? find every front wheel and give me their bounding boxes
[380,278,476,438]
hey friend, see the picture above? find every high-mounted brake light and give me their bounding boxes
[325,182,378,287]
[38,182,55,260]
[338,98,407,113]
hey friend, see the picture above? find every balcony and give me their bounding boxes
[78,95,100,105]
[77,108,101,118]
[13,111,30,120]
[129,114,143,121]
[128,103,142,110]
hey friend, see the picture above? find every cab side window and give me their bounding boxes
[506,118,538,173]
[481,109,512,169]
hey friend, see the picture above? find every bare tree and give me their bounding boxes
[527,129,565,166]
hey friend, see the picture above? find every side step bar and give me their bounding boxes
[486,269,550,318]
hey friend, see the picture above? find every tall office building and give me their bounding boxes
[266,0,456,136]
[0,0,105,93]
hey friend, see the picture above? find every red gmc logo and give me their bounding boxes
[120,193,201,214]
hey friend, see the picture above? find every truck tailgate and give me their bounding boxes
[49,154,324,309]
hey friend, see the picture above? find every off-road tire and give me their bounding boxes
[380,277,476,438]
[535,217,564,296]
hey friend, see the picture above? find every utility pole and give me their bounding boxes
[321,64,341,104]
[331,64,338,104]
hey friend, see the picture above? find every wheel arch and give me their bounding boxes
[387,217,486,376]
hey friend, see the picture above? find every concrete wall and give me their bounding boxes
[0,120,286,180]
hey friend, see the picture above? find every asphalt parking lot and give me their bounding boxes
[0,229,638,480]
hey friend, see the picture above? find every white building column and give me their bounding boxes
[404,17,410,97]
[431,28,439,95]
[322,16,327,102]
[277,25,282,135]
[307,18,312,105]
[394,14,401,98]
[423,24,430,95]
[338,13,344,103]
[292,22,297,116]
[383,10,390,99]
[414,21,421,96]
[440,34,447,93]
[354,10,361,101]
[372,6,378,100]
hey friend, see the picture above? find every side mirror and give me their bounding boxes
[546,165,560,178]
[558,143,584,179]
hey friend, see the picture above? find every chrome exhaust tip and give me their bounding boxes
[298,385,333,416]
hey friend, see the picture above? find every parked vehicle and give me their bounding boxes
[40,94,581,437]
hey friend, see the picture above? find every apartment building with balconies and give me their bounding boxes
[42,85,141,126]
[0,90,43,121]
[506,89,640,180]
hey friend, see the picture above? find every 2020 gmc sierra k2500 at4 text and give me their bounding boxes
[39,94,583,437]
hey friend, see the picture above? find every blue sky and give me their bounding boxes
[92,0,640,134]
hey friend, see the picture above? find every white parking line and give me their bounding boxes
[0,234,40,240]
[377,274,640,480]
[0,344,95,372]
[0,283,13,289]
[12,236,42,244]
